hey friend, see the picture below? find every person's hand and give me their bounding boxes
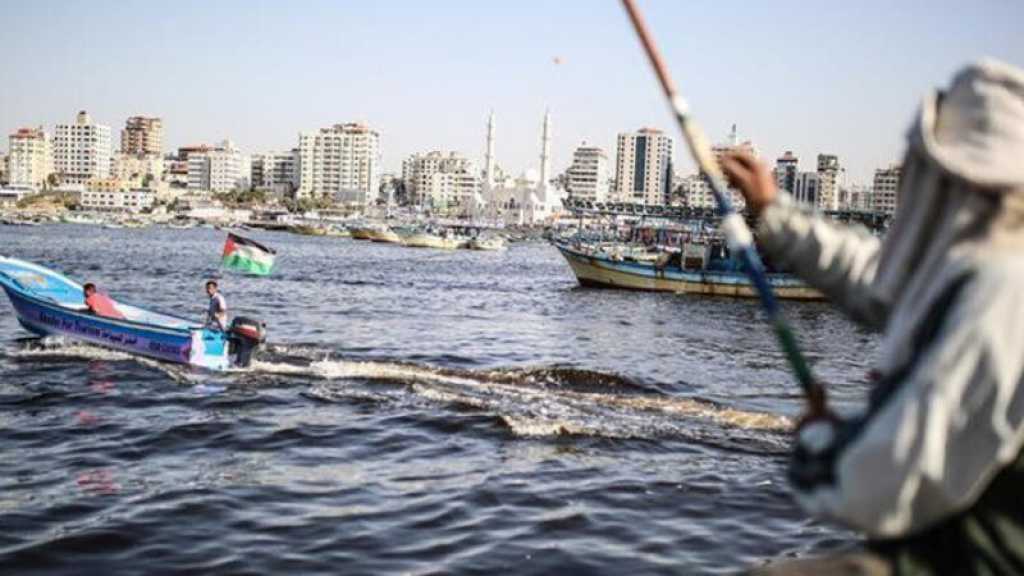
[719,152,778,217]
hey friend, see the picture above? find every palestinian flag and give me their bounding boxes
[222,233,276,276]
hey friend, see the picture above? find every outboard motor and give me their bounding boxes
[228,316,267,368]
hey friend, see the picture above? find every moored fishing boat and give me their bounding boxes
[349,225,377,240]
[401,229,466,250]
[369,226,402,244]
[0,256,267,370]
[554,241,822,300]
[349,222,397,242]
[467,235,507,251]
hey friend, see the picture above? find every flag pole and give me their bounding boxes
[619,0,827,413]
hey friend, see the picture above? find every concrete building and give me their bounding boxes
[680,173,714,209]
[7,127,52,191]
[54,111,111,184]
[81,188,155,212]
[792,172,820,206]
[187,140,249,193]
[0,186,32,205]
[774,151,799,195]
[297,122,380,206]
[873,164,902,215]
[841,184,873,211]
[121,116,163,156]
[0,153,7,185]
[402,151,479,209]
[111,152,164,184]
[564,143,609,202]
[816,154,841,211]
[251,149,299,197]
[614,127,674,205]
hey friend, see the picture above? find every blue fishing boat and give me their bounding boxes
[0,256,266,370]
[554,242,822,300]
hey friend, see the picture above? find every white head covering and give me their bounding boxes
[870,59,1024,373]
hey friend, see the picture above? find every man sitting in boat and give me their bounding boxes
[205,280,227,331]
[82,283,125,320]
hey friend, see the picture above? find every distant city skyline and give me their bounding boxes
[2,1,1022,184]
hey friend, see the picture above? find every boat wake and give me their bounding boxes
[4,339,792,451]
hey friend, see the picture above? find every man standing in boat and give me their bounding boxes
[721,60,1024,574]
[205,280,227,331]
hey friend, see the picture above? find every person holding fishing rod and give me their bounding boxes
[719,60,1024,575]
[619,2,1024,571]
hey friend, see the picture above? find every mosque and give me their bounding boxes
[470,111,565,225]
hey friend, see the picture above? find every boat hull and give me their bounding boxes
[402,233,462,250]
[369,229,402,244]
[556,243,823,300]
[468,238,506,251]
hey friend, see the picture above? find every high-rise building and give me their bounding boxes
[680,173,714,209]
[54,111,111,184]
[614,128,674,205]
[402,151,479,209]
[816,154,841,211]
[251,149,299,195]
[297,123,380,206]
[7,127,53,191]
[792,172,820,206]
[841,184,873,211]
[564,143,609,202]
[187,140,249,193]
[774,151,799,194]
[873,164,902,215]
[121,116,163,156]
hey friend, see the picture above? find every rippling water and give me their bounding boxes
[0,224,879,574]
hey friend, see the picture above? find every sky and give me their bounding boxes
[1,0,1021,184]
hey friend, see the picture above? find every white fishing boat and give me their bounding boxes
[467,235,506,251]
[350,222,393,241]
[401,229,465,250]
[61,213,102,226]
[368,226,403,244]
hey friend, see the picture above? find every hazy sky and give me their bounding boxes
[2,0,1021,183]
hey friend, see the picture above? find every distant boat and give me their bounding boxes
[554,241,822,300]
[350,222,392,241]
[61,214,102,225]
[0,256,266,370]
[467,235,506,251]
[401,229,465,250]
[368,227,402,244]
[1,218,41,227]
[289,224,328,236]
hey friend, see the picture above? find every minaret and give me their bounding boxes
[484,111,496,190]
[539,109,552,194]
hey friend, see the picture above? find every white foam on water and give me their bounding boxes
[242,356,790,440]
[8,339,134,362]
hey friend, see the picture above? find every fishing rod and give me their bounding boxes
[619,0,827,414]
